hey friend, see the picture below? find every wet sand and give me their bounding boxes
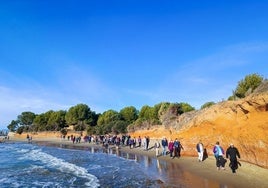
[8,137,268,188]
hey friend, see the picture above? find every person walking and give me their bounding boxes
[173,138,183,158]
[168,139,174,158]
[154,140,161,157]
[196,140,204,162]
[146,136,150,150]
[226,143,241,173]
[143,136,147,150]
[213,141,226,170]
[161,137,168,156]
[138,136,142,147]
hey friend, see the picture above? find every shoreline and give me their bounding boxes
[7,137,268,188]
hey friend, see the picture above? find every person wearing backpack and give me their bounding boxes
[213,141,226,170]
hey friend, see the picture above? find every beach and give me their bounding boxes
[7,137,268,188]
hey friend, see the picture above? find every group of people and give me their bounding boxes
[196,140,241,173]
[154,137,184,158]
[155,138,241,173]
[212,141,241,173]
[63,133,241,174]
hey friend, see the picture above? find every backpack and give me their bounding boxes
[174,141,179,148]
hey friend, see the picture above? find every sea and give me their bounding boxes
[0,142,234,188]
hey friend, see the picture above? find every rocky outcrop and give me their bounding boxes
[130,91,268,168]
[253,80,268,94]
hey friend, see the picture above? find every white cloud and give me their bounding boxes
[0,62,122,129]
[0,85,69,129]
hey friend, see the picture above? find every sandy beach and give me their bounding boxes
[7,137,268,188]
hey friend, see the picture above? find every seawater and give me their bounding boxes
[0,142,162,188]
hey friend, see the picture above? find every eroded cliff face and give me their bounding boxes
[130,92,268,168]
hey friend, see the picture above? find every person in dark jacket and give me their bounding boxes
[173,138,183,158]
[161,137,168,156]
[226,143,241,173]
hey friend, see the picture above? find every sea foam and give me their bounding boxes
[22,148,100,187]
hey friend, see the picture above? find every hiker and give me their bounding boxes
[173,138,183,158]
[226,143,241,173]
[196,140,204,162]
[161,137,168,156]
[213,141,226,170]
[168,139,174,157]
[154,140,161,157]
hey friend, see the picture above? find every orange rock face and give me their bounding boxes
[131,92,268,168]
[11,131,85,140]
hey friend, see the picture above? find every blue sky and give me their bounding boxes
[1,0,268,129]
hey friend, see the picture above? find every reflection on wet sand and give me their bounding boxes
[157,158,233,188]
[109,147,235,188]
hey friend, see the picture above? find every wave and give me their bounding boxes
[21,148,100,187]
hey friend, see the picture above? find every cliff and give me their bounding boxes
[130,91,268,168]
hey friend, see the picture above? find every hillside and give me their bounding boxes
[130,86,268,168]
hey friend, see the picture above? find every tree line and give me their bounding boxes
[7,102,194,135]
[7,73,265,135]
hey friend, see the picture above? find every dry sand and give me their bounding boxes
[8,137,268,188]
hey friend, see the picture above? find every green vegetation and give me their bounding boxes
[120,106,138,124]
[233,73,264,98]
[178,102,195,113]
[8,102,195,135]
[201,102,216,109]
[65,104,98,131]
[7,73,267,135]
[7,120,19,132]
